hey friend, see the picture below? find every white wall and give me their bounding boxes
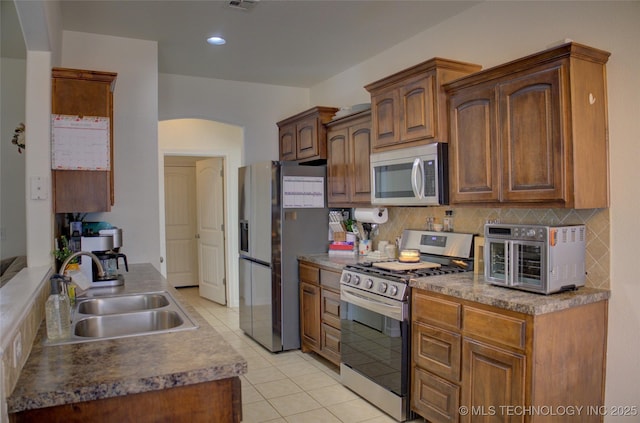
[0,58,27,259]
[158,73,308,164]
[158,119,243,307]
[310,2,640,420]
[60,31,161,269]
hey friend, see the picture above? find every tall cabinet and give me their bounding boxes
[51,67,117,213]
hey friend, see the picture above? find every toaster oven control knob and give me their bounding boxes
[365,279,374,289]
[352,275,361,285]
[378,282,388,293]
[526,228,537,237]
[389,285,398,296]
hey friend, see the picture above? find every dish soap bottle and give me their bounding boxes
[45,276,71,340]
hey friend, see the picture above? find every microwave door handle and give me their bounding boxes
[411,158,424,199]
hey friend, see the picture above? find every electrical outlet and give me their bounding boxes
[13,332,22,368]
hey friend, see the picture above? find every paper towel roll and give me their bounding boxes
[354,208,388,224]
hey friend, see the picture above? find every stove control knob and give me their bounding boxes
[342,273,351,283]
[378,282,388,293]
[389,285,399,296]
[352,275,361,285]
[365,279,374,289]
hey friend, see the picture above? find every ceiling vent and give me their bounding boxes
[228,0,260,11]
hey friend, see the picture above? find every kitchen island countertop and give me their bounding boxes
[7,263,247,414]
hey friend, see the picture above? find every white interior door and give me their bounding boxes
[164,164,198,287]
[196,158,227,304]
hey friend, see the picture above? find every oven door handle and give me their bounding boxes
[341,286,407,321]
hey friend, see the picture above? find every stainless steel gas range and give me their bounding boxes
[340,229,475,422]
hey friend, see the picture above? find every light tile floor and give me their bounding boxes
[179,287,425,423]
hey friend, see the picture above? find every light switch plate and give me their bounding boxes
[30,176,49,200]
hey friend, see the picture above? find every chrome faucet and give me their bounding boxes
[59,251,105,278]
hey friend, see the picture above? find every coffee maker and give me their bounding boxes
[79,228,128,288]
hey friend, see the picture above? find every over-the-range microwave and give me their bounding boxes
[370,143,448,206]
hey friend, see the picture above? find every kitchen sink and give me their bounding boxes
[44,290,198,345]
[76,293,170,315]
[74,310,185,338]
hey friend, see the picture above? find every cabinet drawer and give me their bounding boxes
[320,269,341,290]
[413,291,462,331]
[299,263,320,284]
[412,366,460,423]
[321,289,341,329]
[463,307,526,350]
[320,323,341,365]
[413,322,461,382]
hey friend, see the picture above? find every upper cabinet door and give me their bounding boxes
[326,128,350,205]
[448,82,499,204]
[498,65,564,202]
[400,73,436,143]
[349,121,372,204]
[279,123,297,161]
[296,115,320,160]
[370,88,400,150]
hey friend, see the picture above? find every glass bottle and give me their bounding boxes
[45,276,71,340]
[444,210,454,232]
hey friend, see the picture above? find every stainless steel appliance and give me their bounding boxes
[238,161,329,352]
[484,223,586,294]
[370,143,448,206]
[340,229,474,422]
[79,228,128,288]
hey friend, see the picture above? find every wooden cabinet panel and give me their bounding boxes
[277,106,338,163]
[300,281,320,352]
[366,58,481,152]
[413,322,461,382]
[326,110,372,206]
[445,42,610,208]
[299,263,320,284]
[320,323,341,365]
[411,288,607,423]
[321,288,341,329]
[499,65,564,202]
[279,123,297,161]
[400,73,435,142]
[412,290,461,331]
[52,67,117,213]
[412,366,460,423]
[298,261,341,365]
[461,339,525,423]
[448,83,499,203]
[463,306,526,351]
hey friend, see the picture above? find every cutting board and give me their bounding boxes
[373,261,441,271]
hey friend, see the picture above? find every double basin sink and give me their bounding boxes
[45,290,198,345]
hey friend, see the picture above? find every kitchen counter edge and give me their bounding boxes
[7,263,247,413]
[411,272,610,315]
[297,254,610,315]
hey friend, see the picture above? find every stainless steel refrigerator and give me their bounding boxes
[238,161,328,352]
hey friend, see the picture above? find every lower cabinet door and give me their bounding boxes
[461,339,525,423]
[320,323,341,365]
[412,366,460,423]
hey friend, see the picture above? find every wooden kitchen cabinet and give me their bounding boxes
[325,110,372,206]
[365,58,481,152]
[445,42,611,208]
[411,289,608,423]
[277,106,339,163]
[298,261,342,365]
[51,67,117,213]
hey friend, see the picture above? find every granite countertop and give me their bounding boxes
[411,272,611,315]
[298,254,610,316]
[7,263,247,414]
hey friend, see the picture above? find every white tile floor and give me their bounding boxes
[179,287,425,423]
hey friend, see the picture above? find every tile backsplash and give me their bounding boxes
[375,206,609,289]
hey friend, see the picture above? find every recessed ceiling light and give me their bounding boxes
[207,36,226,46]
